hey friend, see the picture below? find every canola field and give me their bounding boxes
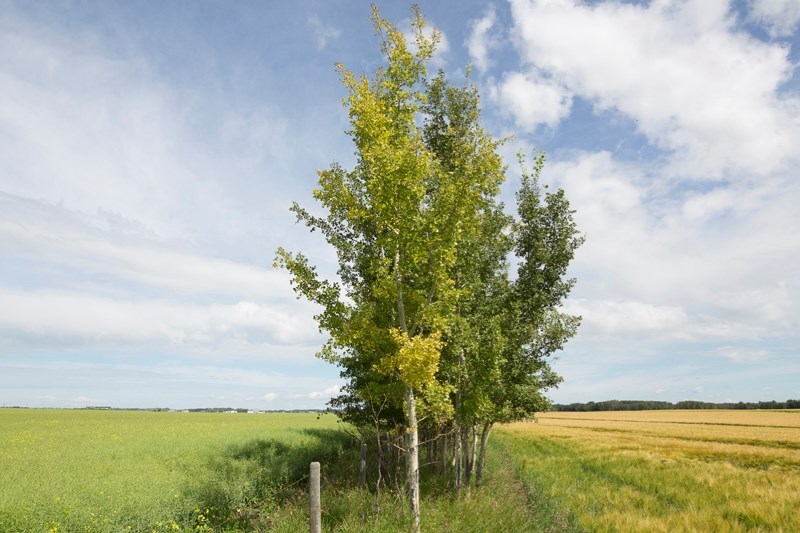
[496,409,800,532]
[0,409,346,532]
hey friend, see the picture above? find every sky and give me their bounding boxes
[1,0,798,410]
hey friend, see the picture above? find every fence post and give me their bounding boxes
[359,443,367,488]
[310,462,321,533]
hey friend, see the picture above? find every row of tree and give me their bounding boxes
[275,7,583,531]
[555,399,800,411]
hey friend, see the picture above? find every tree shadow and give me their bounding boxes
[185,428,356,530]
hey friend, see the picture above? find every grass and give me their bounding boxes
[0,409,349,532]
[0,408,579,532]
[264,434,581,532]
[15,407,787,532]
[496,410,800,532]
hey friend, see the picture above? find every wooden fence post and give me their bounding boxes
[359,443,367,488]
[310,462,321,533]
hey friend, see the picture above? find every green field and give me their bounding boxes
[0,409,349,533]
[0,408,572,533]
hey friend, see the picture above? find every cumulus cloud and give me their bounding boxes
[749,0,800,37]
[548,150,799,344]
[490,71,572,129]
[466,6,500,74]
[307,384,342,399]
[509,0,800,178]
[503,2,800,356]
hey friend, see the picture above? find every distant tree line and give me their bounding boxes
[553,399,800,411]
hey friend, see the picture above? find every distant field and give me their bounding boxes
[0,409,347,532]
[496,409,800,532]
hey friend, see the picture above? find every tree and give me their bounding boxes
[276,6,584,528]
[438,151,584,489]
[420,69,513,493]
[275,7,502,531]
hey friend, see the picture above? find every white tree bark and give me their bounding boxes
[405,385,421,533]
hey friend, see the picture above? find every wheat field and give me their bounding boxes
[497,409,800,532]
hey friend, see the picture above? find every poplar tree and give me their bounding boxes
[275,7,501,531]
[276,6,583,529]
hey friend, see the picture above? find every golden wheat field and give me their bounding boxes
[497,410,800,532]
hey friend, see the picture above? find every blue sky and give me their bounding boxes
[1,0,798,409]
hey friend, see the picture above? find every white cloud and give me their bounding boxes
[563,299,688,339]
[0,10,349,366]
[749,0,800,37]
[490,71,572,129]
[0,288,320,349]
[308,15,341,50]
[466,6,499,74]
[681,188,737,221]
[263,392,278,401]
[0,10,298,254]
[0,20,199,241]
[307,384,342,399]
[0,194,297,300]
[502,2,800,357]
[509,0,800,178]
[548,151,799,344]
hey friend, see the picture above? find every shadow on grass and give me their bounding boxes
[187,428,355,531]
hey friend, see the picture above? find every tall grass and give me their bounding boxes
[497,410,800,532]
[264,435,582,532]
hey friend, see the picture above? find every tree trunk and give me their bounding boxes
[405,385,421,533]
[375,427,382,513]
[475,422,492,488]
[439,427,448,476]
[454,351,464,495]
[395,248,420,532]
[468,423,478,486]
[463,423,473,486]
[454,422,462,495]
